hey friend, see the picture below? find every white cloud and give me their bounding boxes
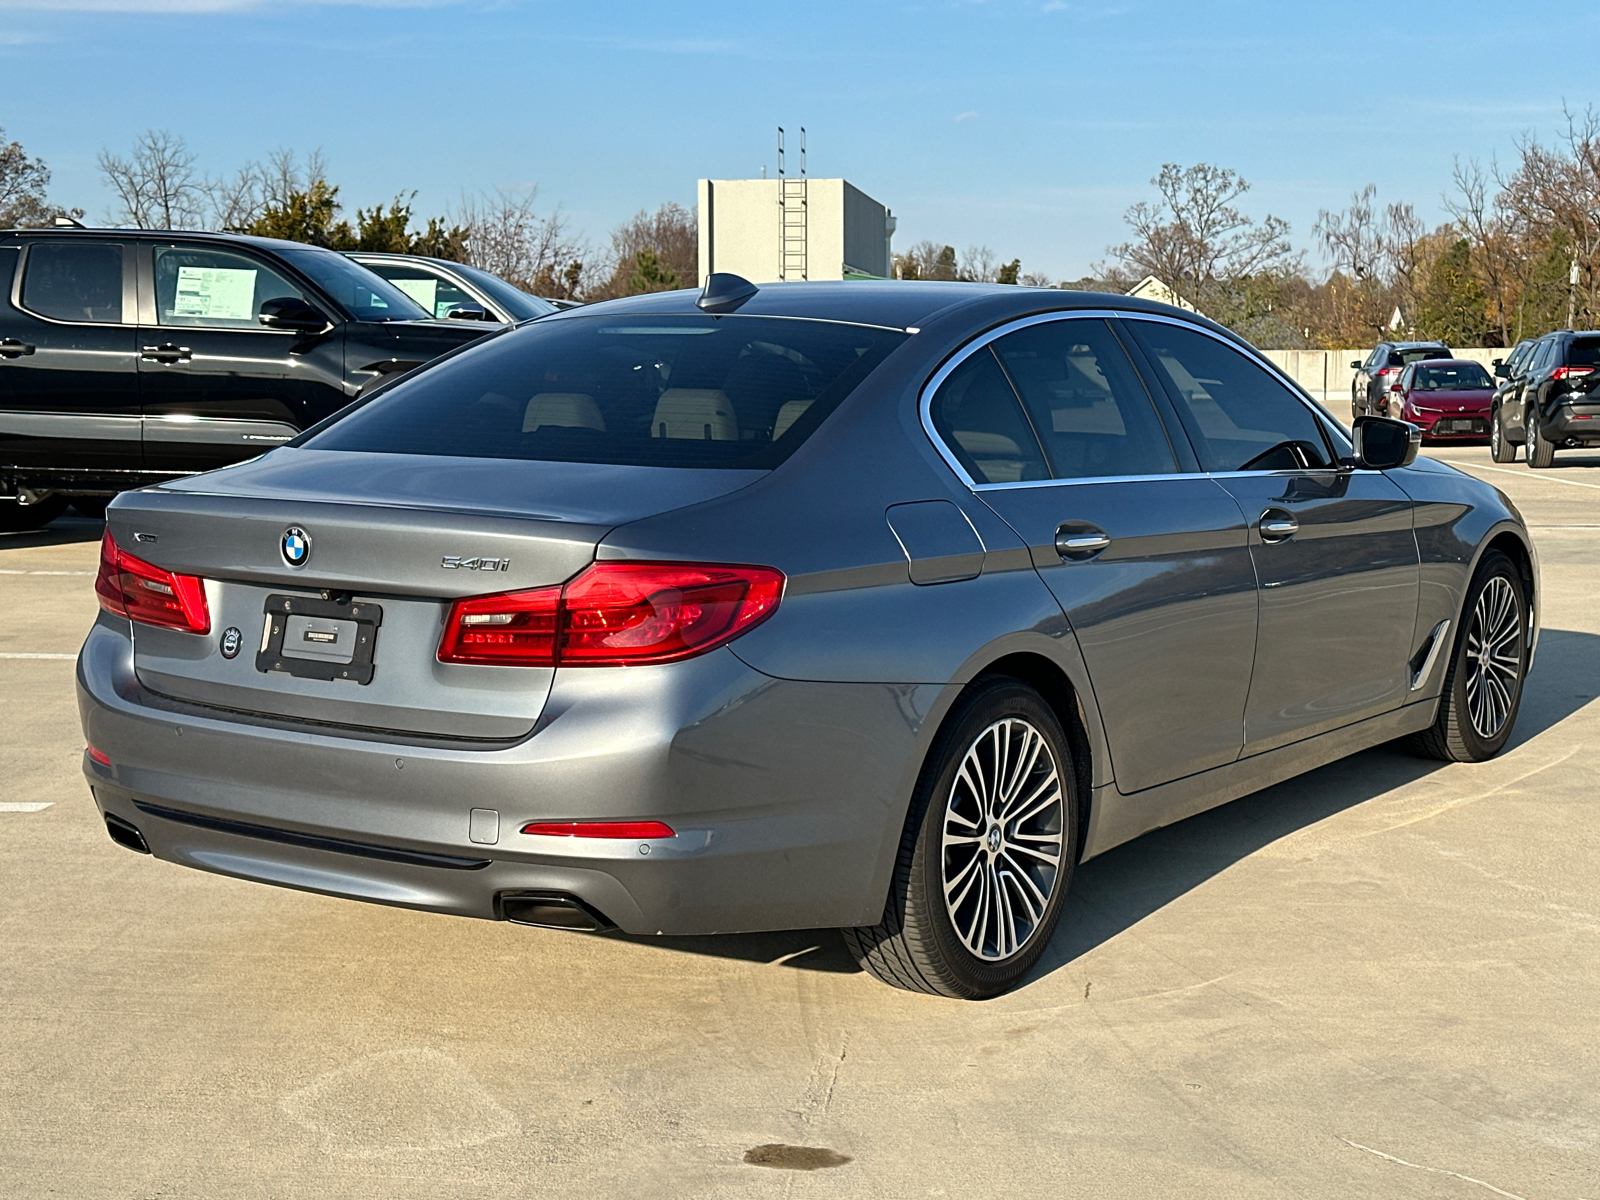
[956,111,979,122]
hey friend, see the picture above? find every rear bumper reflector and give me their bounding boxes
[131,800,491,871]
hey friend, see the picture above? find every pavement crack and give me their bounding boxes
[1339,1137,1529,1199]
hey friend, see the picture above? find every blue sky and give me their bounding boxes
[0,0,1593,280]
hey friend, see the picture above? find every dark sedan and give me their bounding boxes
[79,276,1538,998]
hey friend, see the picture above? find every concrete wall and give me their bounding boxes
[697,178,890,285]
[1260,347,1506,404]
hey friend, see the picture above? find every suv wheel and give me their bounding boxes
[1490,409,1517,462]
[1527,407,1557,468]
[1408,551,1527,762]
[843,676,1078,999]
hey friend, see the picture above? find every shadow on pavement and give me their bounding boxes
[639,627,1599,980]
[0,513,105,549]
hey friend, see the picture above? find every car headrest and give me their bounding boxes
[652,389,739,441]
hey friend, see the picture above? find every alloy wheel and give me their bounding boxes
[940,717,1064,961]
[1464,576,1523,740]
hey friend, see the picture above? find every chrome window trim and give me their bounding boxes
[918,308,1366,492]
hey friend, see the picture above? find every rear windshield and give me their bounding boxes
[1388,347,1451,367]
[303,313,907,469]
[1414,363,1491,390]
[1570,338,1600,367]
[454,263,558,322]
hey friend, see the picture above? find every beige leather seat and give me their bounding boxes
[651,389,739,441]
[523,393,605,434]
[772,400,812,441]
[953,430,1028,483]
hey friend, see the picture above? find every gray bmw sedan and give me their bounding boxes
[78,277,1538,998]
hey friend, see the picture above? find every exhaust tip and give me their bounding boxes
[498,891,614,933]
[104,813,150,855]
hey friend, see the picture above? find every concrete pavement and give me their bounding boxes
[2,448,1597,1198]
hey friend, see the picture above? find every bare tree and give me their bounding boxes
[591,202,696,300]
[893,241,957,280]
[455,188,590,298]
[1496,105,1600,330]
[1109,163,1296,307]
[958,245,999,283]
[97,130,206,229]
[1445,157,1522,344]
[0,126,80,228]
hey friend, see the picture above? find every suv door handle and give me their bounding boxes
[1055,524,1111,560]
[1259,509,1298,542]
[141,343,191,364]
[0,338,35,358]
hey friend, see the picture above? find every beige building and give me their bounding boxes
[696,177,895,285]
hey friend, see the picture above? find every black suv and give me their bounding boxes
[0,229,495,529]
[1351,341,1452,419]
[1493,329,1600,468]
[1488,338,1536,462]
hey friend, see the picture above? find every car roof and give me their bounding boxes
[346,251,463,269]
[537,280,1235,338]
[0,226,342,258]
[1411,358,1487,368]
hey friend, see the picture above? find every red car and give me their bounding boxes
[1385,359,1496,441]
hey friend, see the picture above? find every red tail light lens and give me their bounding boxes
[521,820,676,839]
[438,561,784,668]
[1552,366,1593,380]
[95,530,210,634]
[86,745,111,767]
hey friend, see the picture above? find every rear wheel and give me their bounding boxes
[844,676,1078,999]
[0,496,69,532]
[1490,409,1517,462]
[1408,550,1527,762]
[1527,408,1557,468]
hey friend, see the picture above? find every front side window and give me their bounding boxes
[929,347,1049,485]
[991,319,1177,479]
[20,242,123,323]
[304,314,906,470]
[154,245,307,328]
[453,263,557,322]
[362,261,480,320]
[1126,320,1333,472]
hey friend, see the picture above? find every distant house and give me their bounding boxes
[1125,275,1203,316]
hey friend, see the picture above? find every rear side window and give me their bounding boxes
[991,319,1177,479]
[154,245,308,328]
[1126,320,1333,472]
[305,314,906,470]
[1568,338,1600,368]
[929,347,1050,484]
[20,242,123,323]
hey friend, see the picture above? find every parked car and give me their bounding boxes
[1489,339,1536,462]
[80,277,1538,998]
[346,252,558,325]
[1492,330,1600,468]
[1351,340,1452,419]
[0,229,496,531]
[1383,359,1495,441]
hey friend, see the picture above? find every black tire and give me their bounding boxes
[1407,550,1528,763]
[843,676,1079,999]
[0,496,69,532]
[1351,400,1361,423]
[1527,407,1556,468]
[1490,409,1517,463]
[71,496,110,520]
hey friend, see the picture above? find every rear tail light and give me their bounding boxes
[95,530,210,634]
[521,820,676,839]
[438,561,784,668]
[1552,366,1594,380]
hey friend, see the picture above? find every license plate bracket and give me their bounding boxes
[256,594,382,684]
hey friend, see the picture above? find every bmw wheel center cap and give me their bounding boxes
[281,526,311,568]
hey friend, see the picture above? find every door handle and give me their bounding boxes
[140,343,191,364]
[1259,509,1299,542]
[0,338,34,359]
[1055,524,1111,560]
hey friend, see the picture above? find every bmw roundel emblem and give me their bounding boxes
[281,526,311,568]
[219,627,242,659]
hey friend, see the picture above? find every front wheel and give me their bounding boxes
[1408,551,1528,762]
[1490,410,1517,462]
[844,676,1078,998]
[1527,408,1557,468]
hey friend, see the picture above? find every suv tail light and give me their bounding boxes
[95,530,210,634]
[439,562,784,668]
[1552,366,1593,380]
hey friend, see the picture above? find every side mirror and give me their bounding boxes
[1352,416,1420,470]
[259,297,329,334]
[1493,361,1509,379]
[444,303,492,322]
[1349,360,1362,370]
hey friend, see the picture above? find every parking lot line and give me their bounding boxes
[1438,460,1600,491]
[0,652,76,660]
[0,569,96,575]
[0,803,53,813]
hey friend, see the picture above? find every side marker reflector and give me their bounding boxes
[86,745,111,767]
[521,820,676,839]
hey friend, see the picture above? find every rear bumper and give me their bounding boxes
[1542,407,1600,443]
[78,614,941,935]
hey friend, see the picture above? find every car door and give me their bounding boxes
[928,314,1260,793]
[1124,317,1420,755]
[0,239,140,473]
[136,242,347,473]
